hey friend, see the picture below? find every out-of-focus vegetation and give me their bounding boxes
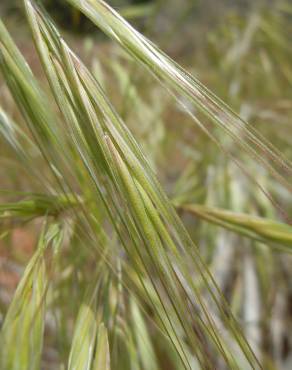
[0,0,291,369]
[0,0,155,32]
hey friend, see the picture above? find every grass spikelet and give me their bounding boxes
[182,204,292,250]
[65,0,292,221]
[0,224,54,370]
[3,0,291,368]
[0,193,78,220]
[93,323,111,370]
[68,302,98,370]
[17,1,264,368]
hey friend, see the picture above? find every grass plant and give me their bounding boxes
[0,1,291,369]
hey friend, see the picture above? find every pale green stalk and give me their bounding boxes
[182,204,292,250]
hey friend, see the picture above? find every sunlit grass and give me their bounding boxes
[0,1,291,369]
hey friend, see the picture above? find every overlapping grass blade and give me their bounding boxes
[68,302,98,370]
[0,20,109,258]
[20,1,263,368]
[0,222,63,370]
[0,1,291,368]
[93,323,111,370]
[0,19,84,203]
[65,0,292,204]
[0,251,46,370]
[130,298,158,370]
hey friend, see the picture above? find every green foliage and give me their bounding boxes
[93,323,111,370]
[0,0,291,369]
[0,223,63,370]
[0,0,155,33]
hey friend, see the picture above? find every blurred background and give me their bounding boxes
[0,0,292,369]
